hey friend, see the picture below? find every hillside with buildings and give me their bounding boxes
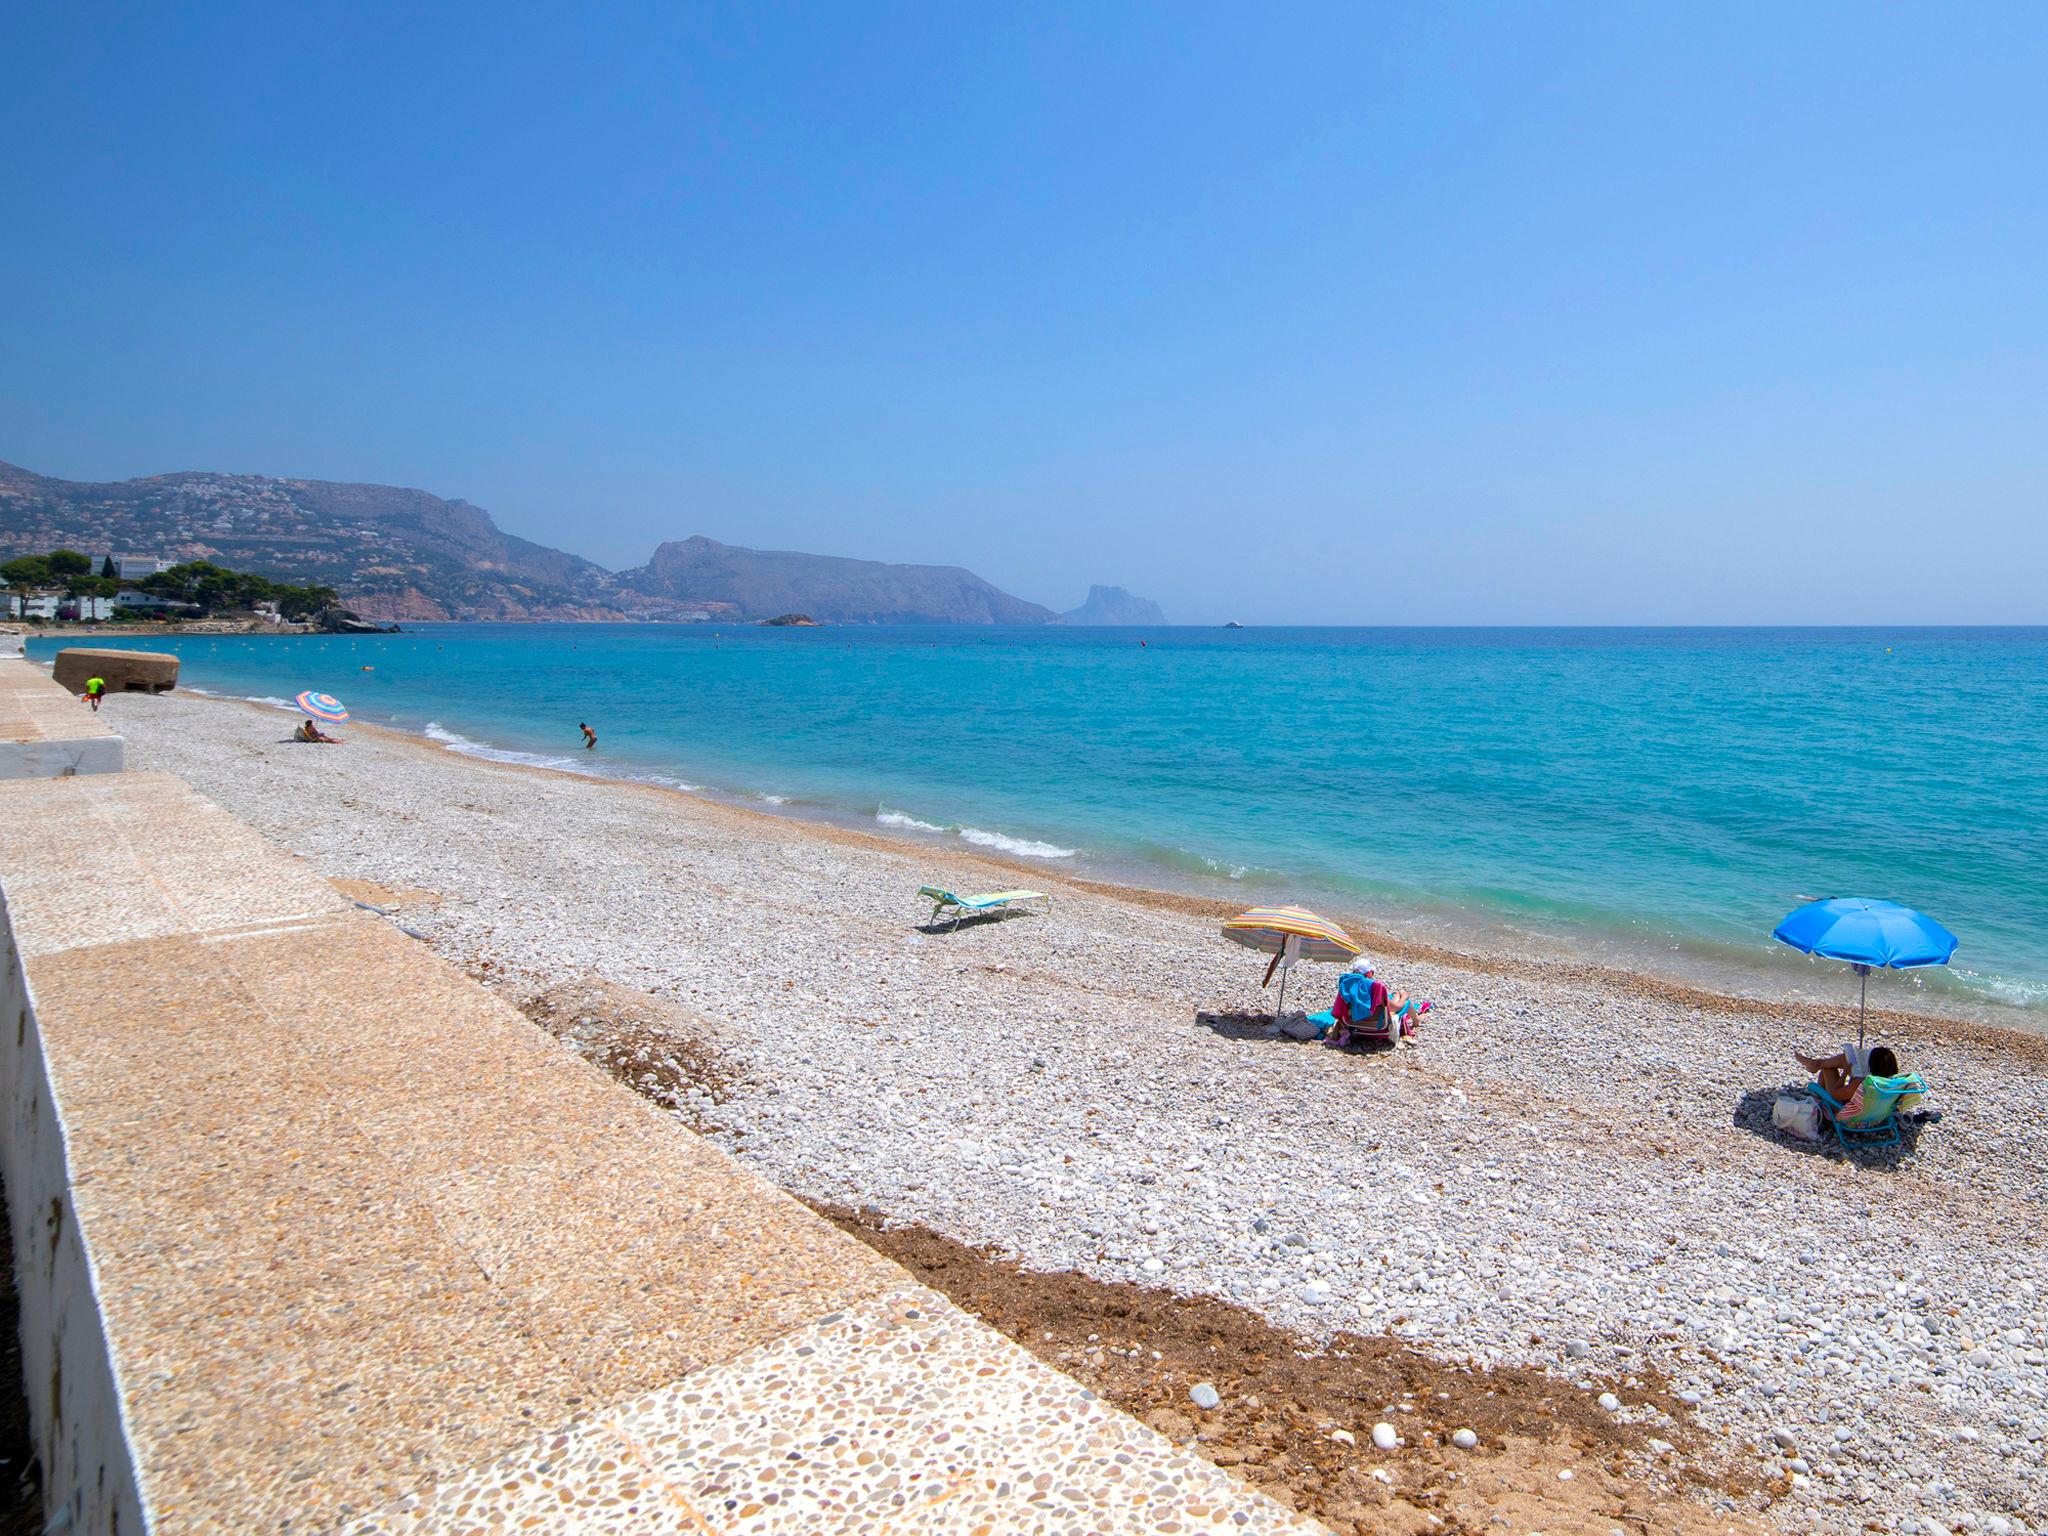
[0,460,673,622]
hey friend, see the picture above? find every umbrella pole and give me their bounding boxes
[1858,967,1868,1047]
[1272,933,1301,1027]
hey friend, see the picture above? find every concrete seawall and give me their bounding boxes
[0,767,1321,1534]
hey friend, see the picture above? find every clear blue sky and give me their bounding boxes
[4,2,2044,623]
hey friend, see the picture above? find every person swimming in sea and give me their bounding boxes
[580,721,597,750]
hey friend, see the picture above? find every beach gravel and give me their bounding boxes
[116,690,2048,1535]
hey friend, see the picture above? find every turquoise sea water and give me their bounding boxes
[40,625,2048,1025]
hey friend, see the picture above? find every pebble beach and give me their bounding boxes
[116,688,2048,1535]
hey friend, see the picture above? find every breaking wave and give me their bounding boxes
[873,808,1075,859]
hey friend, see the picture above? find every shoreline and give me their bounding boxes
[196,684,2048,1062]
[25,628,2041,1034]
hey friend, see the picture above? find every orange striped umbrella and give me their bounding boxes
[1222,906,1361,1022]
[1222,906,1360,963]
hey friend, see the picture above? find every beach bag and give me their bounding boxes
[1773,1093,1823,1142]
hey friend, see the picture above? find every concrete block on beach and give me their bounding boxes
[0,657,124,778]
[51,646,179,694]
[0,768,1323,1536]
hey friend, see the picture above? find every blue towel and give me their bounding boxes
[1336,971,1378,1016]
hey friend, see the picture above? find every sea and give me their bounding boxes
[36,624,2048,1029]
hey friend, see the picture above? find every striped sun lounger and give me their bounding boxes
[918,886,1051,929]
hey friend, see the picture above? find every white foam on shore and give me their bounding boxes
[422,721,581,771]
[959,826,1078,859]
[874,809,1077,859]
[1952,966,2048,1009]
[876,810,948,834]
[193,688,301,713]
[644,772,706,792]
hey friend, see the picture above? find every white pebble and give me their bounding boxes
[1189,1382,1221,1411]
[1371,1422,1399,1451]
[1451,1428,1478,1450]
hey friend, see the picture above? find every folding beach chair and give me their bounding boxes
[1808,1072,1931,1151]
[918,886,1051,929]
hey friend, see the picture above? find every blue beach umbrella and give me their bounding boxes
[1772,897,1959,1043]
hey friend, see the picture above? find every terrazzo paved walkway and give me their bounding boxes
[0,769,1322,1535]
[0,656,122,775]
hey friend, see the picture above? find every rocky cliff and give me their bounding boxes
[617,535,1057,625]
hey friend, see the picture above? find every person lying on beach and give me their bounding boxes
[294,720,341,744]
[1794,1043,1898,1120]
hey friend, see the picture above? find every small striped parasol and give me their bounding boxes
[295,691,349,723]
[1222,906,1361,1024]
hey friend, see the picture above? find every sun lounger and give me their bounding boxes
[919,886,1050,929]
[1807,1071,1930,1150]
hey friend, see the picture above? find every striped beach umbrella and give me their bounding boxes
[295,690,349,723]
[1222,906,1361,1023]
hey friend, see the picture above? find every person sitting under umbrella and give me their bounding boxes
[294,718,341,744]
[1324,960,1430,1047]
[1795,1042,1898,1121]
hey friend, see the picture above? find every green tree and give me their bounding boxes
[64,574,120,620]
[44,548,93,579]
[142,561,232,614]
[2,555,51,590]
[100,554,119,580]
[277,583,337,620]
[3,556,51,618]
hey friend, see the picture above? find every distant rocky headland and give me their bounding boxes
[0,459,1068,626]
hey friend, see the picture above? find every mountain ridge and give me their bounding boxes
[617,534,1057,625]
[0,459,1054,625]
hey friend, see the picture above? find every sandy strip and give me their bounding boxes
[107,687,2048,1535]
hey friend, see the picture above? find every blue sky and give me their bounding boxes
[3,2,2044,623]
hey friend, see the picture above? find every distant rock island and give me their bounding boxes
[759,612,818,627]
[1062,585,1165,625]
[0,459,1058,626]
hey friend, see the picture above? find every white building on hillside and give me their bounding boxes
[112,554,173,581]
